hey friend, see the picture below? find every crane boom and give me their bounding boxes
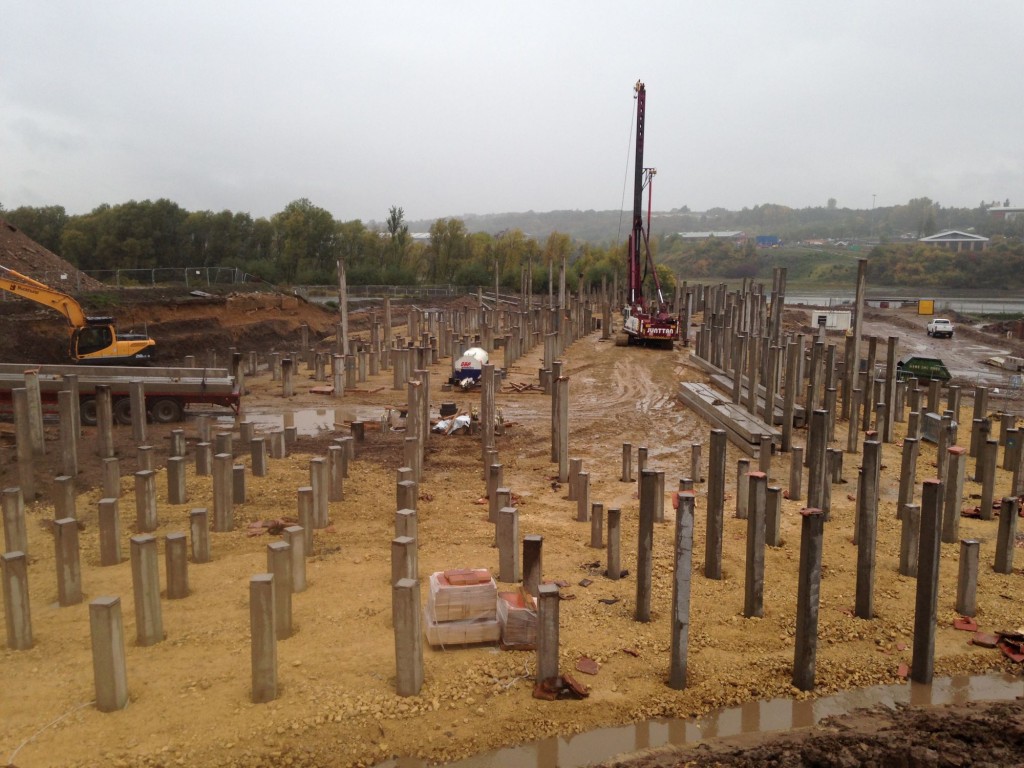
[629,81,646,306]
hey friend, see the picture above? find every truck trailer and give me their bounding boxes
[0,363,239,424]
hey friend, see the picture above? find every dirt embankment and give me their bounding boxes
[0,287,486,366]
[0,290,342,365]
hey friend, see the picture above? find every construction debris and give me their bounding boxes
[503,382,545,393]
[532,673,590,701]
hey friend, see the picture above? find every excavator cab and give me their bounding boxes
[71,318,155,364]
[73,323,114,356]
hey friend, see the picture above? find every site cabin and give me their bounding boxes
[809,310,852,332]
[0,363,240,425]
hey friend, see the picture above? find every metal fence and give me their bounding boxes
[0,267,261,294]
[0,271,495,303]
[294,284,478,301]
[86,266,260,289]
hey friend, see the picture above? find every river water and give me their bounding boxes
[220,406,392,435]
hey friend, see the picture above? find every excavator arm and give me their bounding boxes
[0,264,89,328]
[0,264,156,364]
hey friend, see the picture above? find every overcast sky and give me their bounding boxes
[2,1,1022,225]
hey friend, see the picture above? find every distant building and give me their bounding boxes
[755,235,781,247]
[676,231,747,244]
[918,230,989,252]
[988,204,1024,221]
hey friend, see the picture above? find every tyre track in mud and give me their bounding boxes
[553,336,708,469]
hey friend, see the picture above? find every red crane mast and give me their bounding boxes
[620,81,679,349]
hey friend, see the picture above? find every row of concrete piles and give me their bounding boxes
[389,264,696,694]
[5,270,1021,712]
[0,371,349,706]
[387,273,621,695]
[230,283,609,399]
[385,264,1023,697]
[676,264,1023,688]
[2,276,620,708]
[343,273,617,698]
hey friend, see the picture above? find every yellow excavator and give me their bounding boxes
[1,265,156,364]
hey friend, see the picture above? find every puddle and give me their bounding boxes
[373,673,1022,768]
[203,407,391,436]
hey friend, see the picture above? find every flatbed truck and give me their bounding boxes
[0,363,239,424]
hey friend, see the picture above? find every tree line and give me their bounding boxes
[2,197,1023,291]
[0,198,641,292]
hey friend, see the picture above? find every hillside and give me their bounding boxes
[406,209,706,244]
[0,219,104,291]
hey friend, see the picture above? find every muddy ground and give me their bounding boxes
[860,306,1024,391]
[0,294,1022,768]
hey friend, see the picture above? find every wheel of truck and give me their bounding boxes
[79,397,98,426]
[150,398,183,423]
[113,397,133,425]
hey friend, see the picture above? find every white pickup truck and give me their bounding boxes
[926,318,954,338]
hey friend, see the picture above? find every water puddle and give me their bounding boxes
[374,673,1022,768]
[201,407,392,436]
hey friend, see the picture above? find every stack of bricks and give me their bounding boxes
[423,568,500,646]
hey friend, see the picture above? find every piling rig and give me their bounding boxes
[618,81,679,349]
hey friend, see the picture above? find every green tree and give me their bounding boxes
[541,231,572,291]
[425,218,469,283]
[270,199,338,284]
[334,219,377,284]
[383,206,410,279]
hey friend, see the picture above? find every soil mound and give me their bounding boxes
[0,218,104,291]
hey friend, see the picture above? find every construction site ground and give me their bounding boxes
[0,295,1022,768]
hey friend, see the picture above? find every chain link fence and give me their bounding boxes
[0,267,261,296]
[294,284,478,302]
